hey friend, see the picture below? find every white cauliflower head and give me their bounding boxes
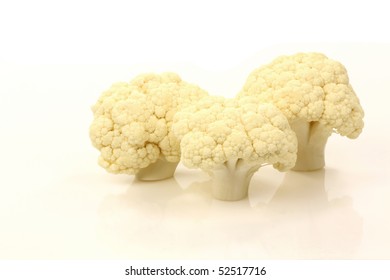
[90,73,208,175]
[239,52,364,138]
[173,96,298,172]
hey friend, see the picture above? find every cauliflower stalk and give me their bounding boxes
[238,53,364,171]
[173,96,297,201]
[90,73,208,181]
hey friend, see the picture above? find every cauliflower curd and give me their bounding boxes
[173,96,297,201]
[90,73,208,180]
[239,53,364,171]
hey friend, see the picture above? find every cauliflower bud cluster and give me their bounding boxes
[239,53,364,171]
[173,97,297,200]
[240,53,364,138]
[173,96,297,172]
[89,73,208,179]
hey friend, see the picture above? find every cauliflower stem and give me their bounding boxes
[290,120,332,171]
[210,159,263,201]
[136,158,179,181]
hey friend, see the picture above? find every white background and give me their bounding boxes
[0,0,390,261]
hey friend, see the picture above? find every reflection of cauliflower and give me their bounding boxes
[238,53,364,171]
[90,73,208,180]
[173,96,297,201]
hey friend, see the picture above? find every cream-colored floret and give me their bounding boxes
[238,53,364,171]
[239,52,364,137]
[90,73,208,179]
[173,96,297,201]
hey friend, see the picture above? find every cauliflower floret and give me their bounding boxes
[238,52,364,171]
[173,96,297,201]
[90,73,208,180]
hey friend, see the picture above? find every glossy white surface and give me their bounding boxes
[0,44,389,259]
